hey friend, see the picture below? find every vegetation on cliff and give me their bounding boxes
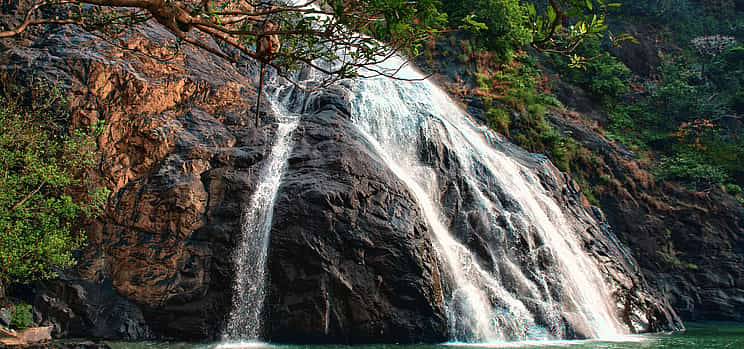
[551,3,744,193]
[0,78,108,300]
[430,0,743,198]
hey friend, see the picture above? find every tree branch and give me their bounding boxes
[11,182,45,211]
[0,18,83,38]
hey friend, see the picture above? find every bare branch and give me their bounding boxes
[11,182,45,211]
[0,18,83,38]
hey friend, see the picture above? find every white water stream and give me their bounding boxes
[347,57,626,342]
[223,83,300,341]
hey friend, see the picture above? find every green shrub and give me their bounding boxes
[723,183,743,195]
[442,0,531,58]
[578,179,599,206]
[550,36,632,103]
[565,37,744,190]
[10,303,32,329]
[656,152,729,187]
[486,108,510,136]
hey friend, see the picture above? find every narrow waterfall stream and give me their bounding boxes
[347,57,626,342]
[223,83,301,341]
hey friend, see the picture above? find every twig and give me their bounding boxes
[11,182,45,211]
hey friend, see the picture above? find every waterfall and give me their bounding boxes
[346,57,627,342]
[223,82,301,341]
[223,48,630,343]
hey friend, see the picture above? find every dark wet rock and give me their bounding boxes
[28,276,150,340]
[607,22,662,78]
[266,107,447,343]
[0,307,10,327]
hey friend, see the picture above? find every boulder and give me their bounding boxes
[0,326,52,346]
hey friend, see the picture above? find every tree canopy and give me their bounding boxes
[0,0,625,86]
[0,0,446,89]
[445,0,631,64]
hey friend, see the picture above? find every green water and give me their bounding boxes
[106,323,744,349]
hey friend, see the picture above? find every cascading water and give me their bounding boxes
[223,79,302,341]
[222,7,631,338]
[223,54,630,342]
[345,57,627,342]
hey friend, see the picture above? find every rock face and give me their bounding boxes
[267,104,447,343]
[30,276,150,339]
[1,21,275,340]
[1,20,448,342]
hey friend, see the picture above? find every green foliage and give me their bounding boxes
[551,36,632,103]
[655,151,729,188]
[492,60,567,161]
[550,1,744,192]
[486,108,511,136]
[646,56,732,124]
[9,303,32,330]
[442,0,531,58]
[657,228,684,268]
[472,53,586,174]
[0,79,109,299]
[578,179,599,206]
[619,0,743,42]
[637,48,743,188]
[584,58,631,99]
[441,0,621,62]
[723,183,743,195]
[527,0,629,67]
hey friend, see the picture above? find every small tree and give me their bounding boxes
[443,0,632,66]
[0,0,445,126]
[442,0,532,58]
[527,0,635,67]
[0,79,109,300]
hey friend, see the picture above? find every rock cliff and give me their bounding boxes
[0,12,717,344]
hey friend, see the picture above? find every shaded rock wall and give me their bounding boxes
[548,92,744,324]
